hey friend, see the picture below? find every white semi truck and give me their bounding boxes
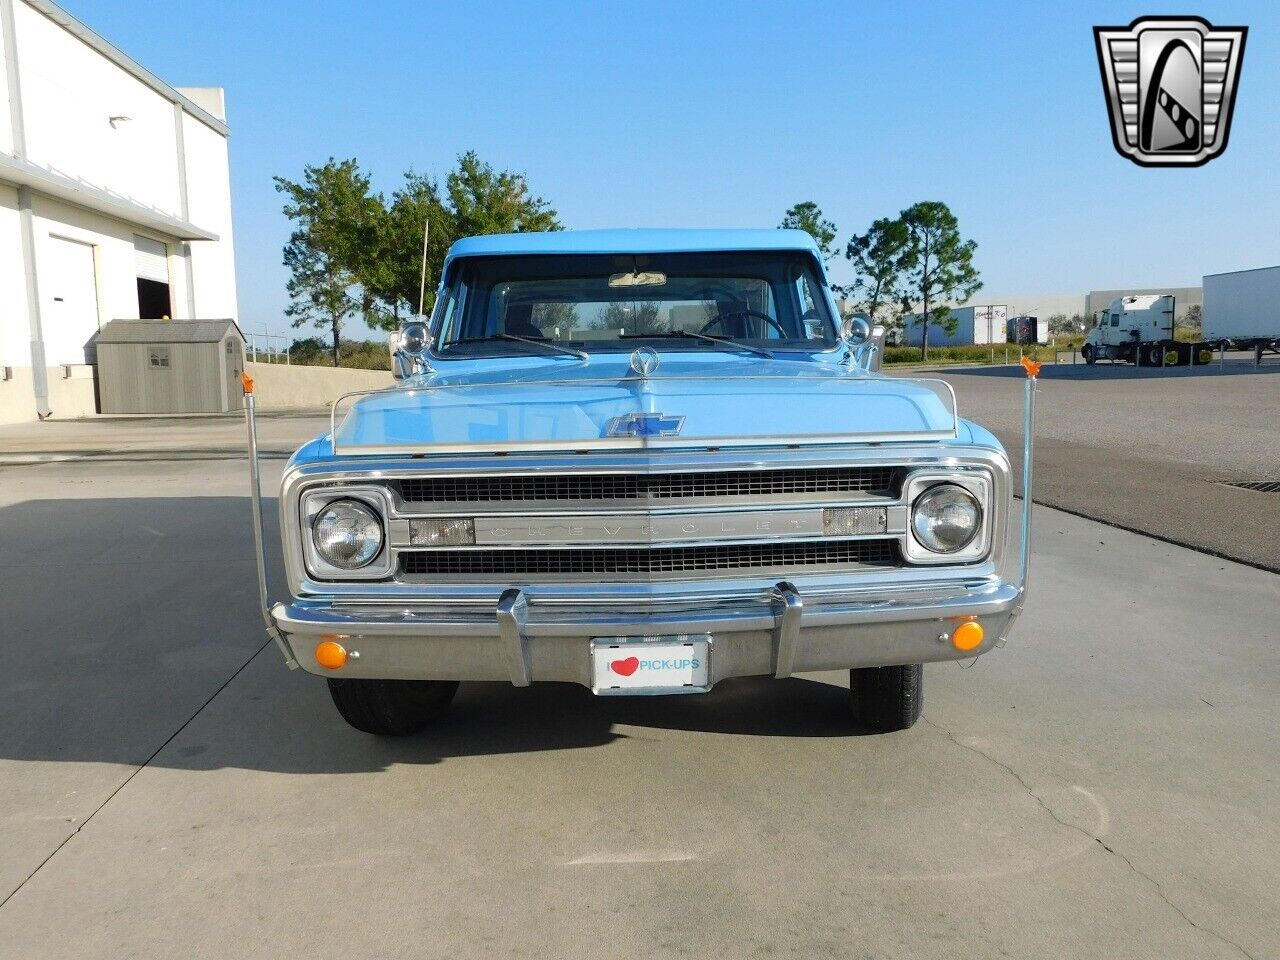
[1083,278,1280,366]
[1082,295,1184,365]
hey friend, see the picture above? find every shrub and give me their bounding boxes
[883,346,922,364]
[288,337,392,370]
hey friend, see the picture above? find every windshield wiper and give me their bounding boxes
[619,330,773,358]
[452,334,588,361]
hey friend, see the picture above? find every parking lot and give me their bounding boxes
[1,365,1277,959]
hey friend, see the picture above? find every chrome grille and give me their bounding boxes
[399,539,900,578]
[395,467,898,504]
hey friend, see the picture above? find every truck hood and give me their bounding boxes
[331,354,958,454]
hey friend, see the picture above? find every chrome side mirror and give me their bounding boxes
[842,314,872,346]
[841,314,880,372]
[390,321,431,380]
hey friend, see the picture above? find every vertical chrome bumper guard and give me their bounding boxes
[772,581,803,679]
[243,374,297,669]
[497,588,532,686]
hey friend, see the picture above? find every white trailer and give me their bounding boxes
[905,304,1007,347]
[1203,266,1280,345]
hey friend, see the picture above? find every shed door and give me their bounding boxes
[42,238,101,366]
[225,337,244,410]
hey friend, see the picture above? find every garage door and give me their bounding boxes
[42,237,101,366]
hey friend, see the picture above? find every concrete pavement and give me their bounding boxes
[0,456,1276,959]
[927,361,1280,570]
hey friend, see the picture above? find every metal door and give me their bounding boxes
[225,337,245,411]
[42,237,101,366]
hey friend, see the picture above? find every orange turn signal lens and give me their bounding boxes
[314,640,348,670]
[951,621,985,652]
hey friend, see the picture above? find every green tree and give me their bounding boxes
[780,201,838,262]
[844,216,910,326]
[365,153,560,328]
[1183,303,1203,335]
[447,150,561,237]
[898,202,981,360]
[1046,313,1073,336]
[275,158,384,365]
[362,171,452,327]
[277,153,563,355]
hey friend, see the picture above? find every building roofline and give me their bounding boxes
[1202,265,1280,279]
[0,152,219,240]
[22,0,230,137]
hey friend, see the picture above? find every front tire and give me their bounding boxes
[1082,344,1096,365]
[849,664,923,732]
[327,678,460,736]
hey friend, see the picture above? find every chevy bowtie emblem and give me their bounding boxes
[1094,16,1247,167]
[606,413,686,438]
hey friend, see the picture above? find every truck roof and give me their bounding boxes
[445,228,822,262]
[1117,295,1165,310]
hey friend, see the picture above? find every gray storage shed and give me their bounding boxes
[95,320,246,414]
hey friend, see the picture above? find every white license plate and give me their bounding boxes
[590,635,711,695]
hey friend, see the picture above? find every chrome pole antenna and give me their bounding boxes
[417,217,430,317]
[1000,356,1040,645]
[242,373,296,668]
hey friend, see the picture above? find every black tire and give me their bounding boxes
[1147,344,1165,367]
[849,664,923,732]
[326,678,460,736]
[1082,344,1096,365]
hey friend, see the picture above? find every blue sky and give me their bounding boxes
[62,1,1279,341]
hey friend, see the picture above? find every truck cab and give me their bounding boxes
[244,229,1034,738]
[1083,295,1175,364]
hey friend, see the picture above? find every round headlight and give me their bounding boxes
[312,499,383,569]
[911,484,982,554]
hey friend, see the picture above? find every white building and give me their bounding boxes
[0,0,237,422]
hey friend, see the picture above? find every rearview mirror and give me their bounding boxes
[608,271,667,288]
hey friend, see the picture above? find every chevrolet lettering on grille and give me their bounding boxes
[467,509,852,546]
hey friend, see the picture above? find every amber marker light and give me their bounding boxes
[951,620,985,652]
[314,640,348,670]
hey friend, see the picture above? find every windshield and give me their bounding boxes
[434,252,837,354]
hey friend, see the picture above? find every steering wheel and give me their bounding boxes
[700,309,787,339]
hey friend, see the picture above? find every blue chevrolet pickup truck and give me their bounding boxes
[243,229,1033,736]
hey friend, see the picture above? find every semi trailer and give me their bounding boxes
[1203,266,1280,357]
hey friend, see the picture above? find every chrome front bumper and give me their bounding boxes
[271,579,1020,687]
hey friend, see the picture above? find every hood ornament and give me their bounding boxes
[629,347,660,378]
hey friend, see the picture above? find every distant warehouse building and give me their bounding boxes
[0,0,238,423]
